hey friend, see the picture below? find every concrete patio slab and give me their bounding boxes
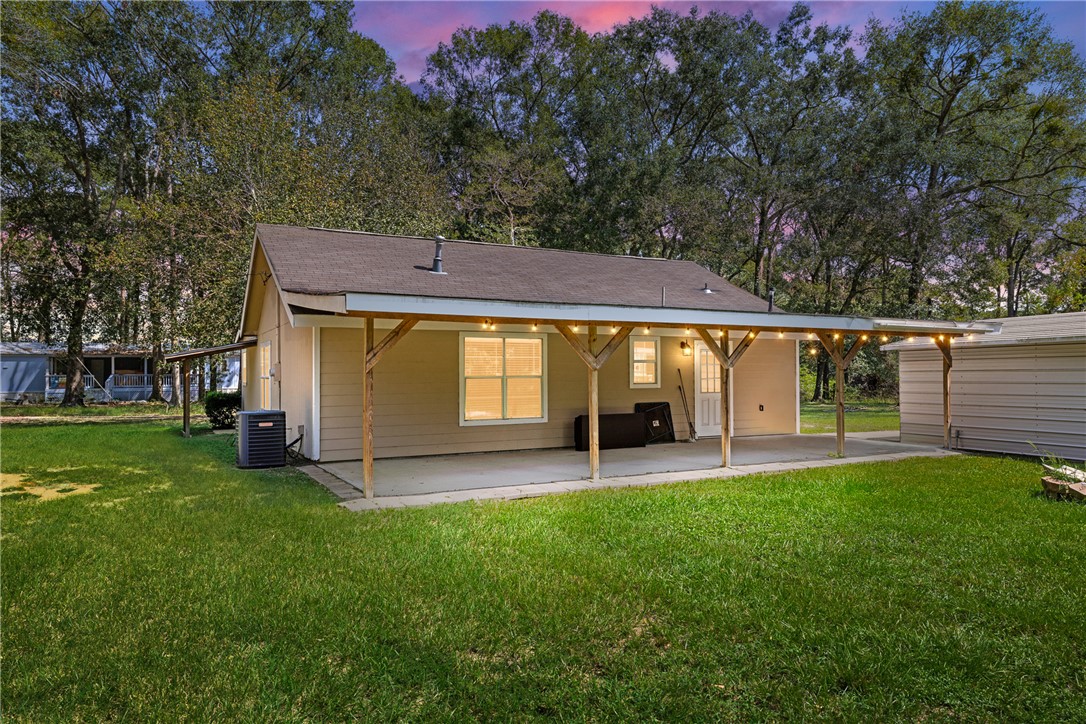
[313,432,952,510]
[336,445,958,512]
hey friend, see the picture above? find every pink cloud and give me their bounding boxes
[353,1,1086,83]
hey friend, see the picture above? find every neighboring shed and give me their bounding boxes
[889,312,1086,461]
[0,342,50,402]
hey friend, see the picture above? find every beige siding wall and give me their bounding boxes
[899,341,1086,460]
[733,338,799,435]
[245,260,314,450]
[318,327,798,461]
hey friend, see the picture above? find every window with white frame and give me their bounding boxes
[461,334,546,425]
[630,337,660,388]
[259,342,271,409]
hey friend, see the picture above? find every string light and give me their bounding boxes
[531,324,538,331]
[809,348,818,356]
[832,333,840,340]
[572,325,579,332]
[880,335,889,343]
[807,332,814,339]
[748,331,756,339]
[861,334,869,341]
[778,331,785,338]
[611,326,618,334]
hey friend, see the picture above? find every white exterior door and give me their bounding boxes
[694,342,722,437]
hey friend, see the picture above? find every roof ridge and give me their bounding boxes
[290,224,699,266]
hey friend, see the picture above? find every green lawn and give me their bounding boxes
[3,423,1084,721]
[0,401,203,418]
[801,400,900,434]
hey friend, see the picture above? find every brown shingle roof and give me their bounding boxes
[256,224,773,313]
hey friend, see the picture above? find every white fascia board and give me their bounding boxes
[885,334,1086,352]
[283,292,346,315]
[341,292,992,335]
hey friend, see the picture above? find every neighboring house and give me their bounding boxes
[0,342,239,403]
[890,312,1086,461]
[237,224,982,495]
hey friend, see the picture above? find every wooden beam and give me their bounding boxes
[555,324,634,370]
[362,319,374,499]
[816,333,844,366]
[841,335,868,368]
[727,331,759,367]
[695,328,729,368]
[554,324,598,368]
[934,337,953,448]
[181,360,191,438]
[365,318,417,372]
[592,327,633,368]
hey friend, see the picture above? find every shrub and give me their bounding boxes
[204,391,242,430]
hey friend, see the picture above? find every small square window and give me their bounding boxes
[630,338,660,388]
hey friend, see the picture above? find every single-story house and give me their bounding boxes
[889,312,1086,461]
[0,342,240,403]
[236,224,989,498]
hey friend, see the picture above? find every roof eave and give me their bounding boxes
[340,292,990,334]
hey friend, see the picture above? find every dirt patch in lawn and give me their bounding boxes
[1,472,100,501]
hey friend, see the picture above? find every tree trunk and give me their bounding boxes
[149,341,166,402]
[209,358,219,394]
[170,361,182,409]
[60,296,88,407]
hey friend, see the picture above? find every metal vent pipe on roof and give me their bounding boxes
[431,236,445,274]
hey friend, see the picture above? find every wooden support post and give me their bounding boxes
[181,359,191,438]
[934,337,953,449]
[721,334,731,468]
[834,338,845,456]
[816,333,868,457]
[554,324,633,480]
[694,327,761,467]
[362,318,374,499]
[588,327,599,479]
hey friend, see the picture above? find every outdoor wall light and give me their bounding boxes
[680,340,692,356]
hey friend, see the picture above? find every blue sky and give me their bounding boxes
[351,1,1086,84]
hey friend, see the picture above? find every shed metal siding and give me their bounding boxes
[899,341,1086,460]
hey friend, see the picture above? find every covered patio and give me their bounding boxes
[315,432,952,506]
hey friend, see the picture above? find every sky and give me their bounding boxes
[351,0,1086,86]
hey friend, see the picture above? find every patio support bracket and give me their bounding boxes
[555,324,634,480]
[934,337,953,449]
[816,333,869,456]
[358,317,417,499]
[695,328,759,468]
[365,318,418,373]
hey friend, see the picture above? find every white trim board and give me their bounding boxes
[341,292,994,335]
